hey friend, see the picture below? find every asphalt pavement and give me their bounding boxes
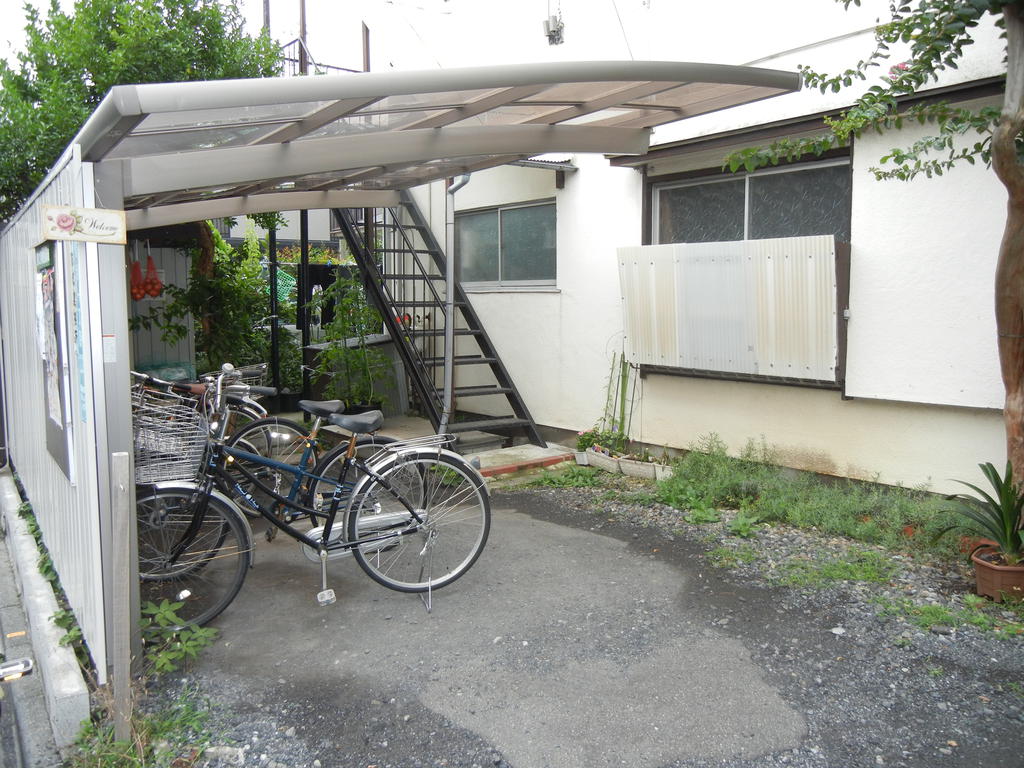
[184,489,806,768]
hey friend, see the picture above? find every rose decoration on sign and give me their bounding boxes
[55,212,79,233]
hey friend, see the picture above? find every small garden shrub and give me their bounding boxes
[576,427,627,455]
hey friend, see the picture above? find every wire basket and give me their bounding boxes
[132,389,209,483]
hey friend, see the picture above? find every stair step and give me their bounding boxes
[421,355,498,366]
[379,221,429,231]
[452,430,507,453]
[447,417,533,434]
[382,273,445,280]
[391,300,465,308]
[406,328,481,337]
[378,248,438,255]
[453,385,513,397]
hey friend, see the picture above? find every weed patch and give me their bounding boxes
[706,544,758,569]
[872,594,1024,638]
[528,466,603,488]
[657,433,957,560]
[775,548,898,587]
[69,683,214,768]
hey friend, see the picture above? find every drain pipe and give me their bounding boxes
[439,173,471,435]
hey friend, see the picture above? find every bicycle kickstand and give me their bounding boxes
[316,549,336,606]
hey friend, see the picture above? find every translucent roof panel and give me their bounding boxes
[106,124,282,158]
[73,60,799,224]
[135,101,337,132]
[303,109,449,139]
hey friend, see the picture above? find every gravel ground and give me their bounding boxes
[149,476,1024,768]
[514,479,1024,768]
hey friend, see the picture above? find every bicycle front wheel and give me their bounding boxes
[346,452,490,593]
[136,486,252,627]
[224,417,311,517]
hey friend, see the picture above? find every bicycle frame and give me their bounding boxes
[214,439,426,555]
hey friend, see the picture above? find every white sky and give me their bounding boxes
[1,0,889,74]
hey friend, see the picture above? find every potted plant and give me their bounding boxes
[946,461,1024,602]
[309,271,392,412]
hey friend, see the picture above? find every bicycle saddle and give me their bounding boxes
[327,410,384,435]
[298,399,345,418]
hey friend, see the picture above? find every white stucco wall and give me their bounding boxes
[845,115,1007,409]
[359,0,1013,489]
[451,156,642,430]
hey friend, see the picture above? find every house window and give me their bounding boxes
[653,161,851,245]
[456,201,556,285]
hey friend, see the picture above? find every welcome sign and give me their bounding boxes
[42,205,126,245]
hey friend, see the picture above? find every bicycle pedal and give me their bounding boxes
[316,588,336,606]
[264,527,278,542]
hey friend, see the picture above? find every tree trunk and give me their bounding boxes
[992,6,1024,480]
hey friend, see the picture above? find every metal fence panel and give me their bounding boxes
[0,146,107,679]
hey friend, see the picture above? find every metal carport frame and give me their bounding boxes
[0,58,800,697]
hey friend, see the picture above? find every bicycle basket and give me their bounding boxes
[132,392,208,483]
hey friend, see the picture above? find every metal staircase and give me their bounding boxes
[332,192,546,447]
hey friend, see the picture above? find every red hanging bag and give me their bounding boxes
[130,259,145,301]
[144,254,163,297]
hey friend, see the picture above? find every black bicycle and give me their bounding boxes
[133,365,491,627]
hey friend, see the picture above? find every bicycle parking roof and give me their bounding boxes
[72,60,800,229]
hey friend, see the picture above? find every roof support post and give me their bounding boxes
[91,161,140,675]
[439,174,471,436]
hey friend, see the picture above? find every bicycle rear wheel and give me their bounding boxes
[347,452,490,592]
[136,486,252,627]
[304,435,398,515]
[224,417,311,517]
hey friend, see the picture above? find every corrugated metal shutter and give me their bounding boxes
[619,235,840,385]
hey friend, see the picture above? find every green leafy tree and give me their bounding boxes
[728,0,1024,478]
[0,0,280,223]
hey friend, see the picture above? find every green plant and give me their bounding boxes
[776,548,897,588]
[576,427,627,455]
[727,510,761,538]
[530,466,603,488]
[706,544,757,569]
[0,0,280,223]
[942,461,1024,564]
[141,601,219,675]
[131,226,279,376]
[684,505,721,525]
[70,683,213,768]
[309,272,392,407]
[872,595,1024,637]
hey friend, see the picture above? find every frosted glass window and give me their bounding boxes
[456,211,499,282]
[658,179,744,243]
[654,161,851,244]
[501,205,556,281]
[749,165,851,241]
[456,202,556,285]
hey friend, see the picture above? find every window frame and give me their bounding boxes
[650,157,851,245]
[455,198,557,289]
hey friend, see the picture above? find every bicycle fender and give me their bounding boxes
[348,446,487,506]
[144,481,257,566]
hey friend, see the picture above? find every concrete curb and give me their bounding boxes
[478,452,573,477]
[0,469,90,754]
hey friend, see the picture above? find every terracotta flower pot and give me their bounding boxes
[971,546,1024,602]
